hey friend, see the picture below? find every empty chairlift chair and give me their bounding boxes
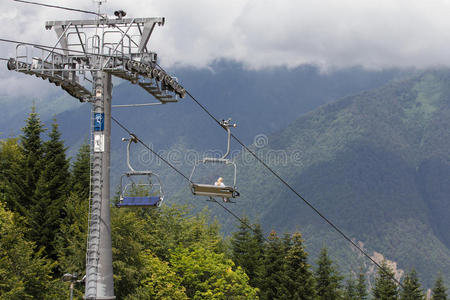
[189,119,240,202]
[116,134,164,208]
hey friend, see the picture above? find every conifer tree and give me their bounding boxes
[431,274,448,300]
[55,143,90,277]
[0,202,65,299]
[55,191,88,283]
[71,142,90,200]
[372,261,398,300]
[230,218,265,289]
[19,106,45,216]
[29,121,70,260]
[0,138,25,213]
[315,247,343,300]
[251,223,266,293]
[356,269,368,300]
[344,277,357,300]
[283,232,315,300]
[260,230,289,299]
[400,269,424,300]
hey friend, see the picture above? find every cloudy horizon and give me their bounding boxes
[1,0,450,97]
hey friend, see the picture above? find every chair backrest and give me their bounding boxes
[189,160,237,188]
[120,172,164,201]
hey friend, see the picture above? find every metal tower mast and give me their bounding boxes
[7,3,185,299]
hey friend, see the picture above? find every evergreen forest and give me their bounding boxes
[0,108,448,299]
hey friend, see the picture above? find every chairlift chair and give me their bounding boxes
[189,119,240,202]
[116,134,164,208]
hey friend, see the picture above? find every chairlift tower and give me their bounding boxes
[7,1,185,299]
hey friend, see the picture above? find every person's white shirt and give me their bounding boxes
[215,177,225,187]
[214,177,229,202]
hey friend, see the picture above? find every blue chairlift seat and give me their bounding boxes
[116,196,162,207]
[117,136,165,209]
[117,172,164,208]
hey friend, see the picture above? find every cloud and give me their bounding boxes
[1,0,450,97]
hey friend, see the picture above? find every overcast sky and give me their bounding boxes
[2,0,450,98]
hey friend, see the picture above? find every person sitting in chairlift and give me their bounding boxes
[214,177,230,202]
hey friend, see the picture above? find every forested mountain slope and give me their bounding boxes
[198,70,450,288]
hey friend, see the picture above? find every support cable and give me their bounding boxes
[12,0,104,18]
[110,115,268,243]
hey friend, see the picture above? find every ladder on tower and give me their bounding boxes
[85,108,103,298]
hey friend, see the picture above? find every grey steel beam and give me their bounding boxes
[112,102,163,108]
[46,17,164,28]
[85,71,115,299]
[97,71,114,299]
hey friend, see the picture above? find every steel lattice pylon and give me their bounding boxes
[7,8,185,300]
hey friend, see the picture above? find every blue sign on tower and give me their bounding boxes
[94,113,105,131]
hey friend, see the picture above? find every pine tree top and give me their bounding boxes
[432,274,448,300]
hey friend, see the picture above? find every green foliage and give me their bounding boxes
[0,202,65,299]
[141,206,224,260]
[170,245,258,299]
[260,230,289,299]
[29,121,71,260]
[54,143,91,297]
[344,278,357,300]
[19,106,45,216]
[0,138,24,213]
[283,232,315,300]
[356,269,368,300]
[112,205,227,299]
[343,270,368,300]
[372,261,399,300]
[315,247,343,300]
[71,142,90,200]
[111,203,257,299]
[124,250,187,300]
[432,275,448,300]
[55,192,88,297]
[400,269,424,300]
[112,208,152,299]
[230,218,265,289]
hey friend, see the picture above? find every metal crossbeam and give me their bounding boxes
[45,17,165,28]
